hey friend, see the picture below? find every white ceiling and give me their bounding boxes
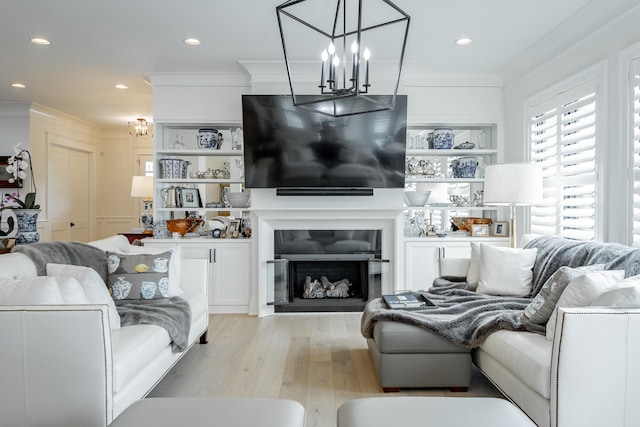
[0,0,629,127]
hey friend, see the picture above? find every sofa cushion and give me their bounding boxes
[546,269,625,340]
[476,245,538,297]
[0,276,64,304]
[106,251,172,300]
[53,276,91,304]
[591,275,640,307]
[110,324,171,393]
[46,263,121,330]
[479,330,552,398]
[372,320,469,354]
[522,264,604,326]
[466,242,482,290]
[0,252,37,279]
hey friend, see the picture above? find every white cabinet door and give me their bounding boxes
[404,242,440,292]
[210,242,251,308]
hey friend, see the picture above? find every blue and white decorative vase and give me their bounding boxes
[453,157,478,178]
[433,128,454,149]
[14,209,40,244]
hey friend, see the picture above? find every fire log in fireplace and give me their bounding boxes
[303,276,351,299]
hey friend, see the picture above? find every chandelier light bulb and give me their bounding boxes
[351,41,358,53]
[328,42,336,55]
[363,48,371,61]
[321,49,329,62]
[333,56,340,66]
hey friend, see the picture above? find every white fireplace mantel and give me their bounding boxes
[248,188,405,316]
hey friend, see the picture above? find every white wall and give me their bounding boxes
[501,5,640,244]
[0,102,145,242]
[95,127,153,239]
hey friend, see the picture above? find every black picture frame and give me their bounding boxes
[0,156,22,188]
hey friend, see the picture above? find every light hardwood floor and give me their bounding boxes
[149,313,503,427]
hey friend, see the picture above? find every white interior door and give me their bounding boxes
[49,145,92,242]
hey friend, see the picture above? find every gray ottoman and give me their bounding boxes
[337,397,536,427]
[110,398,305,427]
[367,320,471,391]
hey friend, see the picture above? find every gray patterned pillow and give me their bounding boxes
[522,264,604,325]
[106,251,172,300]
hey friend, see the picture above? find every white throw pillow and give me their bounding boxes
[46,264,121,330]
[546,270,625,340]
[476,245,538,297]
[52,276,91,304]
[86,235,132,253]
[466,242,482,290]
[591,275,640,307]
[0,276,64,305]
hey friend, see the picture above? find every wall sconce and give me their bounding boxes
[129,118,152,137]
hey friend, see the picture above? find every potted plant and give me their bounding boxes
[3,144,40,244]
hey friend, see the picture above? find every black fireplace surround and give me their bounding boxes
[274,230,382,312]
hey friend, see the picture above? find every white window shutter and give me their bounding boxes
[631,58,640,246]
[529,80,598,241]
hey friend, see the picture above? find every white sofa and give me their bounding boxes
[0,235,209,427]
[442,238,640,427]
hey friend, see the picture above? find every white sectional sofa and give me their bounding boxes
[365,235,640,427]
[0,235,209,427]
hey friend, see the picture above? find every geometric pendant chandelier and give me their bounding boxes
[276,0,410,117]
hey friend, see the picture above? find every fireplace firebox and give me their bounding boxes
[270,230,385,312]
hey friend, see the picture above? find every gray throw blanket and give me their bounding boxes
[362,235,640,349]
[361,279,544,349]
[116,297,192,353]
[525,235,640,292]
[14,241,108,281]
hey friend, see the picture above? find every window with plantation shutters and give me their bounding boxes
[529,79,598,241]
[630,58,640,247]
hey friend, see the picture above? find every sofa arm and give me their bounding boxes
[551,307,640,427]
[0,305,114,427]
[439,257,470,278]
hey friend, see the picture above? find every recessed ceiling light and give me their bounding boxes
[30,37,50,45]
[184,38,202,46]
[455,38,473,46]
[11,83,26,88]
[115,84,128,89]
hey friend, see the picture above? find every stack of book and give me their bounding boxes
[382,293,434,310]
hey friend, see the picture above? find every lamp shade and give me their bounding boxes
[483,163,543,206]
[130,176,153,198]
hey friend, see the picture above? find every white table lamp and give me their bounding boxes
[483,163,543,247]
[131,176,154,234]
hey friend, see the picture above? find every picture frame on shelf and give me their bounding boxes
[0,156,22,188]
[471,223,489,237]
[226,219,240,239]
[492,221,509,237]
[180,188,201,208]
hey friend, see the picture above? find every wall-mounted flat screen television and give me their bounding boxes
[242,95,407,190]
